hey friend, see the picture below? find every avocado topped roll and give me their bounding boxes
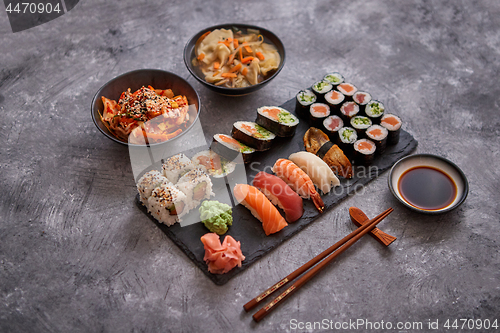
[256,106,299,137]
[312,81,333,103]
[365,100,385,123]
[231,121,276,151]
[296,90,317,118]
[323,72,345,86]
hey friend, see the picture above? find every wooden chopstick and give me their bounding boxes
[250,208,393,322]
[243,208,393,312]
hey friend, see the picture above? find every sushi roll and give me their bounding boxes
[272,158,324,212]
[350,116,372,138]
[176,168,215,210]
[366,125,389,154]
[256,106,300,137]
[380,113,402,145]
[353,91,372,106]
[162,153,196,183]
[233,184,288,236]
[340,101,359,122]
[323,72,345,86]
[309,103,330,128]
[231,121,276,151]
[211,134,255,164]
[324,90,345,114]
[288,151,340,194]
[136,170,171,206]
[353,139,377,165]
[337,83,358,101]
[295,90,317,119]
[337,127,358,157]
[365,100,385,124]
[148,182,189,226]
[252,172,303,223]
[311,81,333,103]
[191,150,236,178]
[322,115,343,142]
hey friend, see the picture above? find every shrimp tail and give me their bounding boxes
[310,188,324,213]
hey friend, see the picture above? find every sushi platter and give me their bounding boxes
[135,86,418,285]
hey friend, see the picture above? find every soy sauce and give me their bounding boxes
[398,166,457,210]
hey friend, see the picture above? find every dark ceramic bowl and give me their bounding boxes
[388,154,469,214]
[91,69,200,146]
[184,23,285,96]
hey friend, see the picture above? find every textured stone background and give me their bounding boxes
[1,0,499,332]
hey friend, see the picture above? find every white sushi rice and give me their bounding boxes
[325,90,345,105]
[176,168,214,210]
[136,170,171,206]
[338,83,358,96]
[340,102,359,117]
[312,81,333,94]
[310,103,331,118]
[296,90,317,106]
[162,153,196,183]
[380,114,402,131]
[148,183,189,226]
[365,101,385,118]
[323,72,344,85]
[354,139,377,155]
[353,91,372,105]
[323,116,343,131]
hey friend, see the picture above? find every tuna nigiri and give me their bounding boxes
[252,172,304,223]
[288,151,340,194]
[233,184,288,236]
[272,159,325,213]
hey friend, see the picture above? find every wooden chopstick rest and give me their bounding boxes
[349,207,396,246]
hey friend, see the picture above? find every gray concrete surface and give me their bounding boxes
[1,0,499,332]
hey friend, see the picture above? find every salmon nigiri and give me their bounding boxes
[233,184,288,236]
[272,158,325,213]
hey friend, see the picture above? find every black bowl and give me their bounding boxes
[91,69,201,146]
[183,23,286,96]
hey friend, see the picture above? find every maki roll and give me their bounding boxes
[162,153,196,183]
[353,91,372,106]
[311,81,333,103]
[366,125,388,154]
[148,183,189,226]
[322,115,343,141]
[136,170,171,206]
[324,90,345,114]
[323,72,345,86]
[231,121,276,151]
[176,168,215,210]
[380,113,402,145]
[256,106,300,137]
[353,139,376,165]
[191,150,236,178]
[309,103,330,128]
[337,83,358,101]
[337,127,358,157]
[211,134,255,164]
[340,101,359,122]
[350,116,372,138]
[365,100,385,123]
[295,90,317,119]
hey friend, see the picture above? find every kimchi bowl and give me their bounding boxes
[91,69,201,146]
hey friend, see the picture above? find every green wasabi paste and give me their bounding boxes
[199,200,233,235]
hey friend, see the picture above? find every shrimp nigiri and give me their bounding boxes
[233,184,288,236]
[272,158,325,213]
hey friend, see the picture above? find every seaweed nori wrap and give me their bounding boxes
[295,90,317,119]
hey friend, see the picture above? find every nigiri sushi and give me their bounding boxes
[272,159,325,213]
[252,172,304,223]
[288,151,340,194]
[233,184,288,236]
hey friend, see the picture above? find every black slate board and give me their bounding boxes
[136,97,417,285]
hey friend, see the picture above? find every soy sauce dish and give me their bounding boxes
[388,154,468,214]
